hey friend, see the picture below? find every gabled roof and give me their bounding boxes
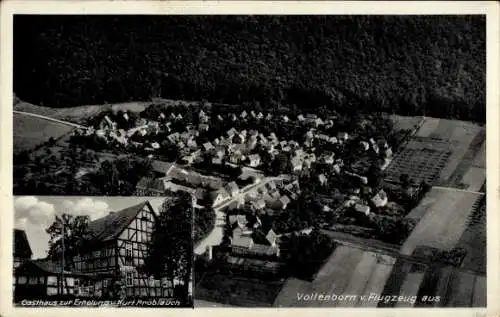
[279,195,291,206]
[87,201,154,242]
[14,229,32,259]
[266,229,278,245]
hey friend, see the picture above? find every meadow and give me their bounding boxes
[13,112,75,154]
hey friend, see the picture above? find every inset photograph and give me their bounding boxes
[13,196,193,307]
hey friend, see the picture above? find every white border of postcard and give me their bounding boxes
[1,1,499,317]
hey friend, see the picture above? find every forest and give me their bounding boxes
[14,15,485,122]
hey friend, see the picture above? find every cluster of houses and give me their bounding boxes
[227,215,280,258]
[343,188,389,216]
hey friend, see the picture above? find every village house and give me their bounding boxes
[203,142,215,152]
[321,153,335,165]
[240,110,248,120]
[355,204,371,216]
[318,174,328,186]
[371,189,388,207]
[265,229,278,247]
[99,115,117,131]
[360,141,370,151]
[317,134,331,142]
[247,154,261,167]
[313,117,324,127]
[266,113,273,121]
[246,136,258,151]
[230,113,238,122]
[297,114,305,122]
[187,138,198,149]
[282,115,290,123]
[217,114,224,121]
[291,156,303,172]
[256,112,264,120]
[211,157,223,165]
[227,128,237,138]
[135,177,167,196]
[182,154,196,165]
[337,132,349,142]
[329,136,338,144]
[225,181,240,197]
[251,199,266,210]
[230,228,280,258]
[385,147,393,158]
[229,214,249,230]
[229,151,245,164]
[210,188,231,207]
[278,195,291,210]
[198,123,209,132]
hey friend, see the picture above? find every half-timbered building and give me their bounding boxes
[72,201,175,298]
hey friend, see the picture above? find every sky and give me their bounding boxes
[14,196,166,259]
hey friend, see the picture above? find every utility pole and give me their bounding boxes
[62,218,65,296]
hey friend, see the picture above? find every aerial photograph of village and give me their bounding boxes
[12,15,486,308]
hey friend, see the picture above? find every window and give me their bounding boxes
[125,273,133,286]
[18,276,27,284]
[29,276,38,285]
[47,276,57,285]
[125,242,133,266]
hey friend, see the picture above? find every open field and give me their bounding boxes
[401,188,484,256]
[385,117,485,191]
[274,245,365,307]
[14,100,105,125]
[272,242,485,308]
[13,112,75,154]
[385,140,451,185]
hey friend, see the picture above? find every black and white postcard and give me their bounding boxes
[1,1,499,317]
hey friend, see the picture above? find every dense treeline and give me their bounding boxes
[14,15,485,121]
